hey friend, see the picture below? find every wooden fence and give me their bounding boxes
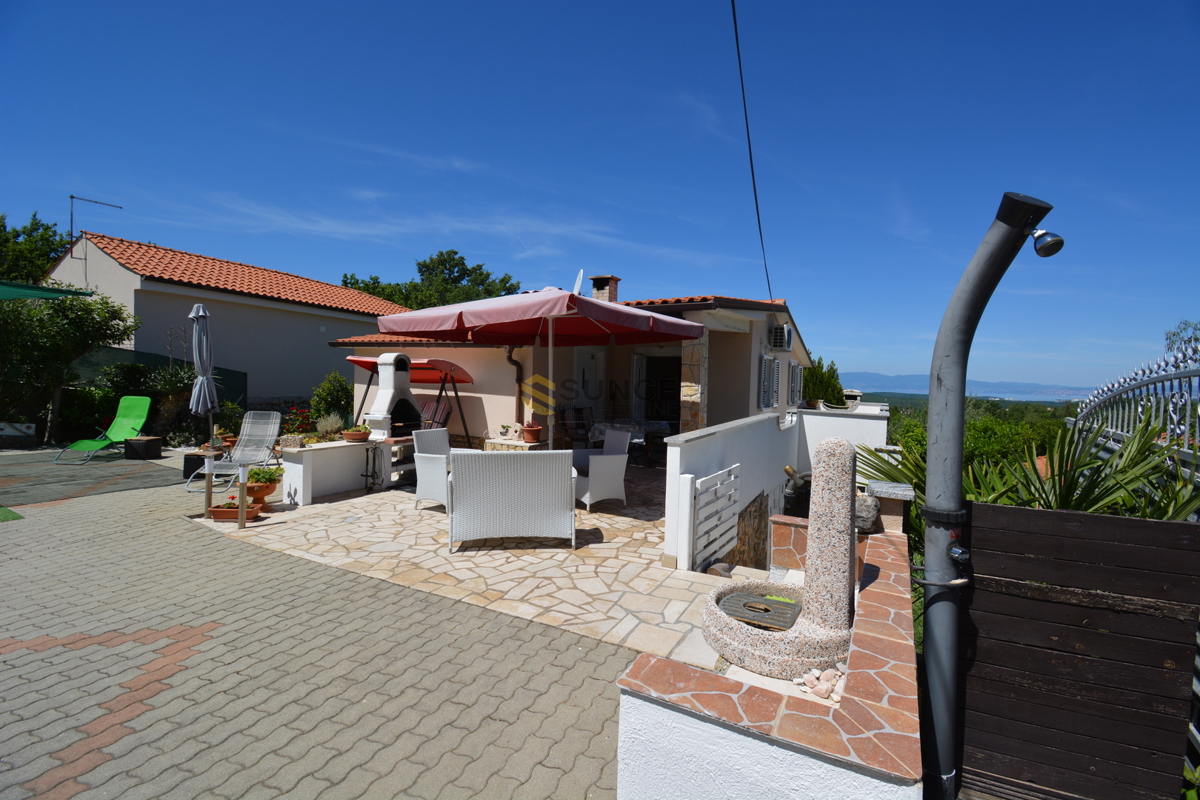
[959,503,1200,800]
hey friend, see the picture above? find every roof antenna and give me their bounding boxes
[69,194,123,240]
[572,269,584,295]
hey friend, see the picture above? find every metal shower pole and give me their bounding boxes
[922,192,1056,799]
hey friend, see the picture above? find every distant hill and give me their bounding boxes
[840,372,1092,399]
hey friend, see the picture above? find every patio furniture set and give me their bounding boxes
[411,426,634,553]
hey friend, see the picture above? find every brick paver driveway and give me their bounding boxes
[0,484,635,799]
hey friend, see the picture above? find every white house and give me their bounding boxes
[49,232,408,404]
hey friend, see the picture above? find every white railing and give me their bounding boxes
[680,465,740,570]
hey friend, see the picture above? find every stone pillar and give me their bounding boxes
[679,330,708,433]
[802,437,857,632]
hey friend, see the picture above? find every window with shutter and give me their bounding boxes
[760,356,772,410]
[772,358,781,407]
[788,362,802,406]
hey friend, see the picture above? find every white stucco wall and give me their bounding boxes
[664,412,800,569]
[49,239,383,401]
[796,404,890,476]
[49,239,140,328]
[350,345,531,440]
[618,693,921,800]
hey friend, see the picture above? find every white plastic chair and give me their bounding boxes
[575,454,628,512]
[571,429,631,475]
[447,451,575,553]
[413,428,450,509]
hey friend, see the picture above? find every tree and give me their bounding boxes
[0,213,72,283]
[802,355,845,405]
[1165,319,1200,353]
[342,249,519,310]
[0,285,140,440]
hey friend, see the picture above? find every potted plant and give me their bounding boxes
[244,466,284,511]
[499,424,512,441]
[521,420,543,444]
[208,494,263,522]
[341,424,371,442]
[214,426,238,449]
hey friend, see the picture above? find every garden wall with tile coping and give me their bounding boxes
[617,527,921,798]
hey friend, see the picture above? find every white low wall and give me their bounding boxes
[618,693,921,800]
[281,440,375,506]
[796,403,890,476]
[664,413,799,570]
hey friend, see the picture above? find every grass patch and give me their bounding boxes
[0,506,24,522]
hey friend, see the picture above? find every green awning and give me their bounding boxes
[0,281,95,300]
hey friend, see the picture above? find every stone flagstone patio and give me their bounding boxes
[196,465,729,670]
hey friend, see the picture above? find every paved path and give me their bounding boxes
[0,451,184,508]
[208,467,727,671]
[0,484,635,799]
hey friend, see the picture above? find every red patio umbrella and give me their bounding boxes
[376,288,704,445]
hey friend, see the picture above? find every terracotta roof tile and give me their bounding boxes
[84,232,409,317]
[622,295,787,308]
[330,332,450,345]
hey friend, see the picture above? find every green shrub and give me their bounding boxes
[310,371,353,421]
[316,412,345,436]
[214,400,244,437]
[96,363,152,396]
[147,363,197,396]
[803,356,844,406]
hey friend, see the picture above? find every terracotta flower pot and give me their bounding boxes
[220,435,238,448]
[341,430,371,442]
[245,482,277,511]
[522,427,542,443]
[208,504,262,522]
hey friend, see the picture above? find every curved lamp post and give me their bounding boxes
[922,192,1063,799]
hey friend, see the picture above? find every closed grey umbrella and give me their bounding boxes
[188,304,218,434]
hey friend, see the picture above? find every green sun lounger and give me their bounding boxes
[54,395,151,464]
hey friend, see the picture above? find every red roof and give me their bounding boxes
[622,295,787,309]
[83,232,409,317]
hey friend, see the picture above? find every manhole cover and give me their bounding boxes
[718,592,801,631]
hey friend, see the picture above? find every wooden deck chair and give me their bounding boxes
[55,395,151,464]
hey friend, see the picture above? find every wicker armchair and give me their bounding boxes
[447,451,576,553]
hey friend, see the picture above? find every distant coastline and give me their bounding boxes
[841,371,1091,402]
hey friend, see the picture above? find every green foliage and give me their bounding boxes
[0,212,72,283]
[58,386,117,441]
[858,412,1200,559]
[282,407,312,435]
[803,355,844,405]
[315,412,345,436]
[147,363,197,396]
[1166,319,1200,353]
[0,285,140,427]
[248,466,283,484]
[886,397,1071,463]
[309,371,353,420]
[96,363,152,397]
[214,400,245,437]
[342,249,520,310]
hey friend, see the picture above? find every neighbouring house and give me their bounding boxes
[49,232,408,404]
[329,276,815,445]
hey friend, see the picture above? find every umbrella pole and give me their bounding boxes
[548,317,555,450]
[205,412,214,516]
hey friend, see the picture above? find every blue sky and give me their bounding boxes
[3,0,1197,389]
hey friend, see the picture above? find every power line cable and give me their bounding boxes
[730,0,773,301]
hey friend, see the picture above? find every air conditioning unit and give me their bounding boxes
[769,323,793,351]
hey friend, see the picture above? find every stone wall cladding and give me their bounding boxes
[680,331,709,433]
[619,528,920,782]
[726,491,769,570]
[770,514,808,571]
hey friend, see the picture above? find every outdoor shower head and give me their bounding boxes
[1029,229,1065,257]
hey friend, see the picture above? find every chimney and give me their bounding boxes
[588,275,620,303]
